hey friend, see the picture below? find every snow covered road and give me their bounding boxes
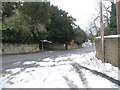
[0,51,119,89]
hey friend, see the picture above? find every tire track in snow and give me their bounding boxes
[72,63,90,88]
[63,76,78,88]
[72,63,120,86]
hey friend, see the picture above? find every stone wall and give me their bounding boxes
[43,43,80,50]
[95,35,120,68]
[2,43,40,54]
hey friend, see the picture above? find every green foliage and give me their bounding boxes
[18,2,52,43]
[87,35,95,43]
[104,26,117,35]
[19,2,52,25]
[110,3,116,27]
[2,2,17,19]
[2,2,87,44]
[105,2,117,35]
[2,13,34,43]
[46,6,76,43]
[74,26,87,44]
[31,28,48,43]
[2,22,33,43]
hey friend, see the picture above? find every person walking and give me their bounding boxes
[65,44,68,50]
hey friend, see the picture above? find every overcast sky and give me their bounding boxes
[50,0,100,30]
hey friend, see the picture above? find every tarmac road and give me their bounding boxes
[1,45,95,73]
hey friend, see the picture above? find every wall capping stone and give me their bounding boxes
[96,35,120,39]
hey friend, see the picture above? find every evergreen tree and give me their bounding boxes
[74,26,87,44]
[105,2,117,35]
[46,6,76,43]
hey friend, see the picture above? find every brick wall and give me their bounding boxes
[95,36,120,68]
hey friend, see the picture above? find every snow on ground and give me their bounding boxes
[6,68,23,74]
[13,62,21,65]
[72,52,119,81]
[23,61,37,65]
[0,50,119,89]
[82,40,93,47]
[81,69,117,88]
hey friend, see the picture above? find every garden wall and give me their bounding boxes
[43,43,80,50]
[2,43,40,55]
[95,35,120,68]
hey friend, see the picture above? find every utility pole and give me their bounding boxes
[100,0,105,62]
[116,0,120,34]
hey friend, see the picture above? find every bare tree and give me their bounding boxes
[87,1,112,36]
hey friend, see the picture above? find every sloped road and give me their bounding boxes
[2,45,95,73]
[0,44,119,88]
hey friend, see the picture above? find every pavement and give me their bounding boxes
[1,45,95,73]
